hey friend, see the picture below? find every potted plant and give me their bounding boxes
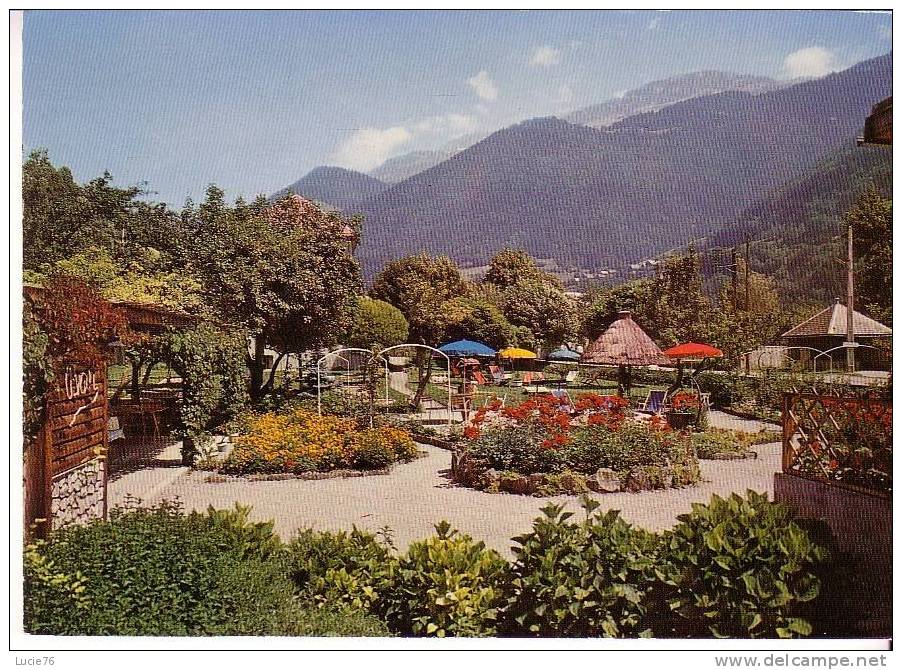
[667,391,701,429]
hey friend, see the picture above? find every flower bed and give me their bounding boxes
[452,394,700,495]
[220,408,419,476]
[691,428,759,460]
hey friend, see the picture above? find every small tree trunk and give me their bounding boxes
[261,352,287,395]
[249,336,267,402]
[410,351,433,408]
[129,356,144,400]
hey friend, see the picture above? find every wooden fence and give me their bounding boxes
[782,392,892,497]
[24,359,109,539]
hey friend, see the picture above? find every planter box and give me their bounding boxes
[665,411,695,430]
[774,472,891,637]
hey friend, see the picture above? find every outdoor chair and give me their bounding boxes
[107,416,125,443]
[700,392,712,410]
[472,371,488,385]
[639,389,668,414]
[488,365,506,385]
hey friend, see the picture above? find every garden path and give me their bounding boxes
[705,410,780,434]
[108,440,783,556]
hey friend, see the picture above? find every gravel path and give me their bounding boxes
[108,441,781,556]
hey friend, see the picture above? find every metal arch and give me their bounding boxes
[741,346,827,374]
[376,344,453,426]
[316,347,375,416]
[813,344,881,375]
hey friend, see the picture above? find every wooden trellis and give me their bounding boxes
[782,392,892,497]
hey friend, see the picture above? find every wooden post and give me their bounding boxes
[846,224,856,373]
[781,392,793,473]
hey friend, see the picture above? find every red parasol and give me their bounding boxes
[663,342,723,359]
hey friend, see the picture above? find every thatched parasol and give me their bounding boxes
[581,310,667,395]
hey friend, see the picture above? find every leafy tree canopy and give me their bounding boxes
[847,187,892,326]
[347,296,409,350]
[370,253,465,346]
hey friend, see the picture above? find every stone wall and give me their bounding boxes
[50,458,106,530]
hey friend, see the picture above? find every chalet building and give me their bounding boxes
[780,300,892,371]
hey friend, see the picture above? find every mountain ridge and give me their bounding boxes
[352,53,891,278]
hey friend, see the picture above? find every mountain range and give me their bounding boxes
[564,70,790,127]
[269,166,387,210]
[270,54,892,283]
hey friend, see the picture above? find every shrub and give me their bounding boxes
[560,422,688,474]
[286,527,394,614]
[656,491,827,638]
[460,419,699,493]
[23,501,302,636]
[691,429,755,460]
[293,607,392,637]
[380,521,508,637]
[221,407,417,475]
[503,497,659,637]
[465,424,562,475]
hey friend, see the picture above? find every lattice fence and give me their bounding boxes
[782,392,892,496]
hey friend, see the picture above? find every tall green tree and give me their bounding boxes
[440,295,514,350]
[847,187,892,325]
[371,253,464,404]
[484,248,553,290]
[23,150,136,268]
[483,249,573,351]
[184,191,362,399]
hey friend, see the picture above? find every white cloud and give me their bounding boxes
[467,70,498,101]
[332,126,412,172]
[332,113,479,171]
[782,46,839,79]
[412,113,478,137]
[531,45,562,66]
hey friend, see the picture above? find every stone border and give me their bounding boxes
[451,451,701,497]
[409,433,459,451]
[699,450,758,461]
[205,468,392,483]
[203,448,428,483]
[719,406,781,425]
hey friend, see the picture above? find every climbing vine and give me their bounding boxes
[23,276,134,444]
[153,324,248,444]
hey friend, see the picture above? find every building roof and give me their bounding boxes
[581,311,668,366]
[24,283,199,332]
[781,300,892,338]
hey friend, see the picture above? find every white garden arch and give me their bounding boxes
[813,343,881,374]
[375,344,453,427]
[316,347,375,417]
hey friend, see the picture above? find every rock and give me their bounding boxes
[625,467,653,493]
[592,468,622,493]
[479,468,500,490]
[499,473,533,495]
[528,473,547,492]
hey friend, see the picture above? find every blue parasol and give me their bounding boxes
[548,346,581,362]
[438,339,497,357]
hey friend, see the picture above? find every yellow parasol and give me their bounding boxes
[498,347,537,359]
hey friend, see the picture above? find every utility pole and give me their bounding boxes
[744,234,751,311]
[731,247,739,309]
[846,223,856,373]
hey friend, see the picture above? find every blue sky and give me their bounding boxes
[23,9,892,207]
